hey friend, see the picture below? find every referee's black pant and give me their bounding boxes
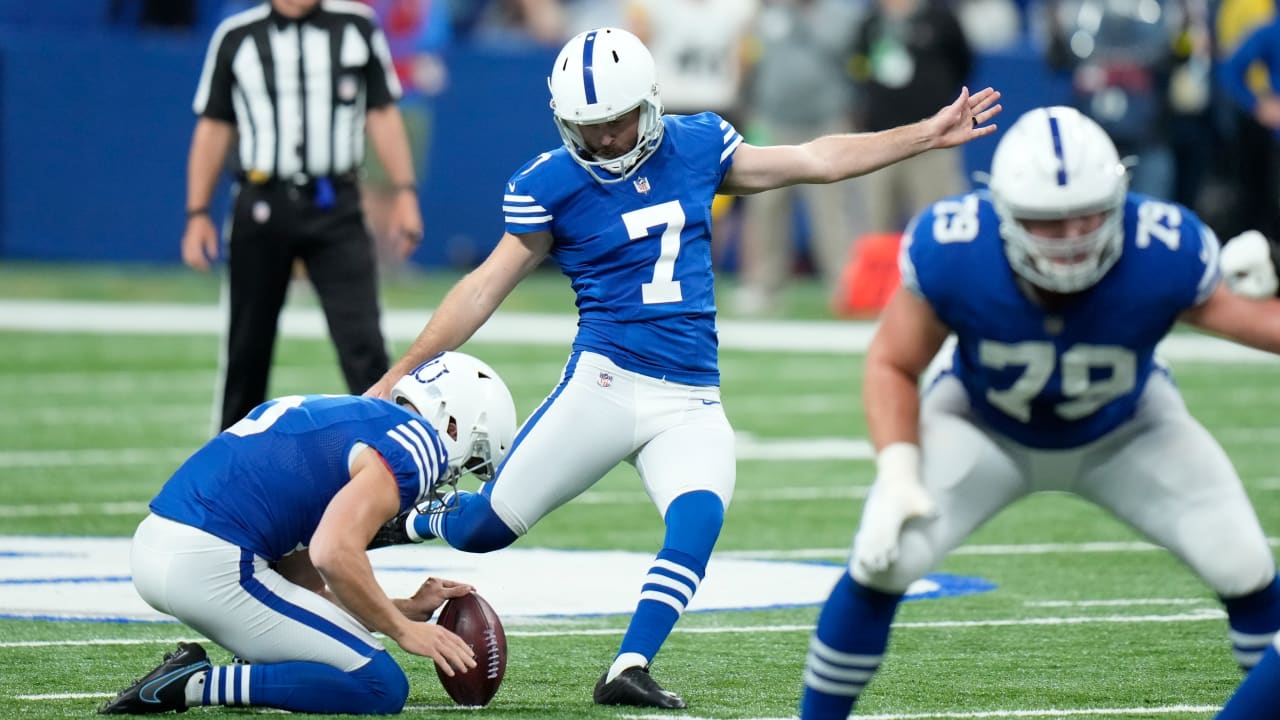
[218,176,390,430]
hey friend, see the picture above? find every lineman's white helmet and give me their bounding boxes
[391,351,517,483]
[989,106,1129,293]
[548,27,664,183]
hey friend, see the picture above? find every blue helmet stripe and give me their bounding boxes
[1048,115,1067,185]
[581,31,598,104]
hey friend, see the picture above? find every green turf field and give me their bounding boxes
[2,262,1278,718]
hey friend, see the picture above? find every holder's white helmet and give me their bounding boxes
[548,27,664,183]
[989,106,1129,293]
[391,352,517,484]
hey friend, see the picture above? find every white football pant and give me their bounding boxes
[487,351,736,535]
[852,372,1276,599]
[131,513,381,671]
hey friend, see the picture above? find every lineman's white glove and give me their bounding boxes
[1221,230,1279,299]
[853,443,937,576]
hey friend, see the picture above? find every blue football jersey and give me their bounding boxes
[903,191,1220,449]
[150,395,448,560]
[501,112,743,385]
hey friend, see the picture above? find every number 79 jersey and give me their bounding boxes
[903,191,1221,449]
[502,112,743,386]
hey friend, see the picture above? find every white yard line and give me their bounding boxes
[3,299,1278,361]
[0,609,1228,650]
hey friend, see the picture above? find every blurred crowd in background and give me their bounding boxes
[29,0,1280,315]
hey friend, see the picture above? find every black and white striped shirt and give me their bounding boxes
[193,0,402,181]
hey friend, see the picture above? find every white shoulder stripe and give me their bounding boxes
[406,419,444,474]
[507,215,553,224]
[504,194,536,202]
[720,134,743,164]
[386,426,427,499]
[1195,224,1222,303]
[503,205,548,214]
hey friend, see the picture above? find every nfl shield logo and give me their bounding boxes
[597,372,613,388]
[633,177,650,194]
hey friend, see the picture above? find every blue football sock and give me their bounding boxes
[614,490,723,668]
[201,651,407,714]
[1223,576,1280,671]
[1217,643,1280,719]
[799,573,902,719]
[414,489,518,553]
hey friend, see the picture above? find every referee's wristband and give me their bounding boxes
[186,207,210,219]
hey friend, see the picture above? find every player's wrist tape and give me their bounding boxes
[186,207,210,218]
[393,182,417,194]
[875,442,921,484]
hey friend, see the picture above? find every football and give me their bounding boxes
[434,591,507,706]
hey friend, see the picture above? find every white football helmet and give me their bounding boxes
[988,106,1129,293]
[391,352,517,484]
[548,27,664,183]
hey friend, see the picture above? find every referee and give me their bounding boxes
[181,0,422,432]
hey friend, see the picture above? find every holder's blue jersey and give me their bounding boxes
[150,395,448,560]
[501,112,743,385]
[903,191,1221,449]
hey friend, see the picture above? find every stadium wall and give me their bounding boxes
[0,28,1068,267]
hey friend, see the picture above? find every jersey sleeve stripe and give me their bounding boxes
[406,419,445,473]
[503,204,548,213]
[504,194,536,202]
[507,214,554,224]
[720,134,743,165]
[1195,224,1222,303]
[898,216,922,294]
[386,426,428,499]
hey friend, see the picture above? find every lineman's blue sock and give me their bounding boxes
[799,573,901,719]
[1217,644,1280,719]
[1223,576,1280,671]
[608,490,724,682]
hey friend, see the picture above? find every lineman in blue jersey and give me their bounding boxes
[99,352,517,716]
[363,26,1002,708]
[800,106,1280,719]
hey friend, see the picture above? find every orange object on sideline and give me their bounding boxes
[833,232,903,318]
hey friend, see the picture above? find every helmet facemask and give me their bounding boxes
[997,198,1125,294]
[390,352,518,511]
[548,28,665,184]
[989,106,1129,294]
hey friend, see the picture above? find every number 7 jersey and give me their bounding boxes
[903,191,1221,449]
[501,112,743,386]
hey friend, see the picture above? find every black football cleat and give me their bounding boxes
[593,666,687,709]
[99,642,210,714]
[368,509,416,549]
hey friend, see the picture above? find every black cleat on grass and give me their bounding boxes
[99,642,210,714]
[593,666,687,709]
[367,509,415,549]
